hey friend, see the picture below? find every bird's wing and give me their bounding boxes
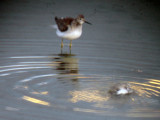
[55,17,74,32]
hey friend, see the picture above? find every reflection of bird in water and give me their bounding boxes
[108,83,133,96]
[54,53,79,75]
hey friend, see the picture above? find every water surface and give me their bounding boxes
[0,0,160,120]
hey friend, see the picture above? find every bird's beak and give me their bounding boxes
[84,20,92,25]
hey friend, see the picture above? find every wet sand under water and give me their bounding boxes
[0,0,160,120]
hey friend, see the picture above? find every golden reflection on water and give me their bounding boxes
[130,81,160,89]
[69,78,160,103]
[149,81,160,86]
[73,108,107,114]
[31,91,48,95]
[147,79,160,83]
[127,107,160,118]
[22,96,50,106]
[130,78,160,97]
[70,90,109,103]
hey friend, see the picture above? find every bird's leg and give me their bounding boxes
[69,40,72,48]
[61,46,63,54]
[69,45,72,54]
[61,39,64,48]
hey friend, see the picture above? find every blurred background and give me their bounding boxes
[0,0,160,120]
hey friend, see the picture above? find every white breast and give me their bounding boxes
[56,26,82,40]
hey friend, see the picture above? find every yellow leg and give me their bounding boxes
[69,45,72,54]
[69,40,72,48]
[61,39,64,48]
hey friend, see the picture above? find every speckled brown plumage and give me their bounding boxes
[55,17,74,32]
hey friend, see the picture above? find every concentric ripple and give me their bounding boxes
[0,55,160,118]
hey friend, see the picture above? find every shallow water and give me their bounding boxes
[0,0,160,120]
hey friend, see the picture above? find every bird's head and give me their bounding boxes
[77,14,92,25]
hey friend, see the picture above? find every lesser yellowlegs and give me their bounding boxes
[54,14,91,48]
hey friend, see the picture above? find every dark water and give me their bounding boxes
[0,0,160,120]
